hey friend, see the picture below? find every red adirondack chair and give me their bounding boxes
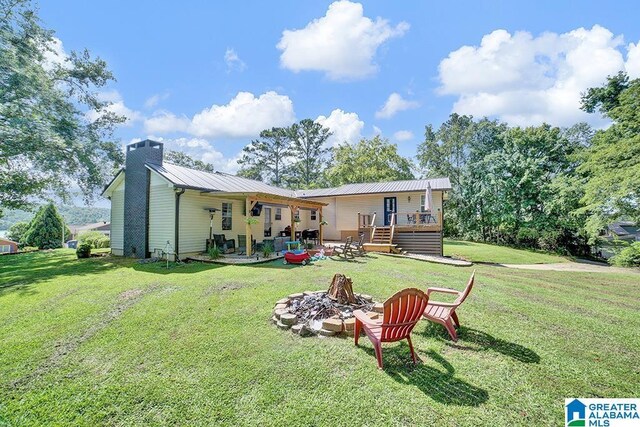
[422,270,476,341]
[354,288,429,369]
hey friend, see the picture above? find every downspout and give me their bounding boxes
[174,188,185,261]
[440,193,445,257]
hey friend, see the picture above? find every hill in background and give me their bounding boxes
[0,205,110,231]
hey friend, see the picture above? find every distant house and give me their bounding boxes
[597,221,640,259]
[69,222,111,240]
[0,238,18,254]
[102,140,450,260]
[605,221,640,242]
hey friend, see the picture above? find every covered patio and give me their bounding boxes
[197,191,328,257]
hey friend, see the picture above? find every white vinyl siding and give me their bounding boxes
[110,181,125,255]
[306,191,443,240]
[148,173,175,256]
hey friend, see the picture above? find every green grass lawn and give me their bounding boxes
[1,249,638,426]
[444,239,571,264]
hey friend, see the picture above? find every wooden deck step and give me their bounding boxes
[363,243,397,253]
[371,226,393,245]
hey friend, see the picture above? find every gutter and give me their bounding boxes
[174,188,185,261]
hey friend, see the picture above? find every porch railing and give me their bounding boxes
[395,211,439,227]
[358,211,442,230]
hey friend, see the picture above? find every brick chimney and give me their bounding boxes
[123,139,163,258]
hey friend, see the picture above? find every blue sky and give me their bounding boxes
[40,0,640,175]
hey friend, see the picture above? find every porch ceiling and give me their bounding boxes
[198,191,327,210]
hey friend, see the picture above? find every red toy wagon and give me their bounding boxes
[283,250,311,265]
[283,241,311,265]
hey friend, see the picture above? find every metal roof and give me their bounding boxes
[146,162,298,198]
[608,221,638,236]
[296,177,452,198]
[143,162,450,201]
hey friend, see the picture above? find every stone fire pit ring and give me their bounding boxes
[271,290,383,337]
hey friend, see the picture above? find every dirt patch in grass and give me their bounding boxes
[118,288,144,300]
[202,282,245,297]
[11,285,160,389]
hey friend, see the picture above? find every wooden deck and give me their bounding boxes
[358,211,443,256]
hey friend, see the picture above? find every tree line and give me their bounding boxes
[235,119,414,188]
[417,72,639,256]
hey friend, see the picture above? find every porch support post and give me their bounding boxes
[290,205,296,241]
[245,197,252,257]
[319,207,324,245]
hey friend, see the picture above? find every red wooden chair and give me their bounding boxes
[422,270,476,341]
[354,288,429,369]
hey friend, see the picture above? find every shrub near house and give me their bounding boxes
[610,242,640,267]
[78,231,110,249]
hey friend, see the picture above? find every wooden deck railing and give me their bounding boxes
[358,211,442,232]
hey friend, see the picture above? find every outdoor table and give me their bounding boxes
[285,241,302,252]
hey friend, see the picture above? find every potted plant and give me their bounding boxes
[208,246,223,260]
[262,241,274,258]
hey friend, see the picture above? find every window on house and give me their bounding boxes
[310,210,317,220]
[0,245,10,253]
[420,195,427,212]
[222,202,232,230]
[275,208,282,221]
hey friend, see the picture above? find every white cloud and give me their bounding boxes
[393,130,414,141]
[201,150,242,174]
[144,91,296,139]
[86,90,142,126]
[149,136,241,174]
[438,25,640,126]
[144,111,190,134]
[375,92,419,119]
[42,37,67,71]
[626,41,640,78]
[190,91,295,138]
[277,0,409,80]
[144,92,170,109]
[224,48,246,73]
[315,109,364,146]
[372,125,382,135]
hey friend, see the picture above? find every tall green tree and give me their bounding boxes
[287,119,332,188]
[579,72,640,240]
[6,221,29,243]
[417,113,476,187]
[324,136,414,186]
[237,127,289,186]
[22,203,70,249]
[0,0,124,218]
[417,114,589,254]
[165,151,215,173]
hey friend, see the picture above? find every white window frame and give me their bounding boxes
[222,202,232,230]
[0,245,11,253]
